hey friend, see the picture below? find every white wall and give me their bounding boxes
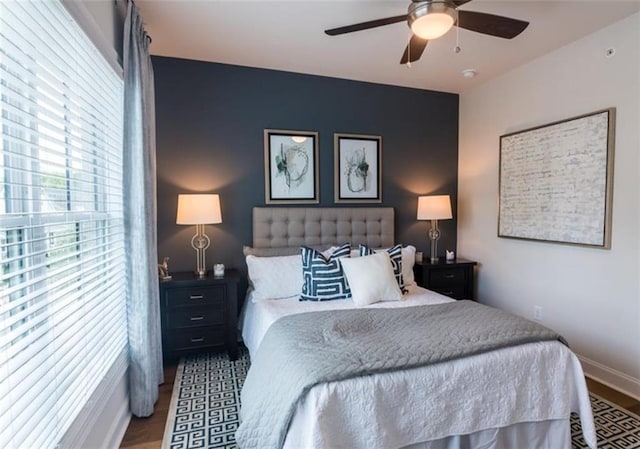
[458,13,639,398]
[63,0,123,74]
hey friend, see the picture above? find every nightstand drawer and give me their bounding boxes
[168,306,225,329]
[429,267,467,286]
[171,326,225,351]
[166,285,225,307]
[431,285,467,299]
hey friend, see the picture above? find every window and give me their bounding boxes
[0,2,126,448]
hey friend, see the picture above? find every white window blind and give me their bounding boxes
[0,2,126,448]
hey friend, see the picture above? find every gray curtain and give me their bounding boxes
[123,0,163,417]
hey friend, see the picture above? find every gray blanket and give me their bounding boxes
[235,300,565,449]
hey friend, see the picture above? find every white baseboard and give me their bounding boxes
[578,354,640,401]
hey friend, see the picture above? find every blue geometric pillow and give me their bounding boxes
[300,243,351,301]
[359,244,405,291]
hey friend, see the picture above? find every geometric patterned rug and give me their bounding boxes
[161,349,249,449]
[161,349,640,449]
[572,394,640,449]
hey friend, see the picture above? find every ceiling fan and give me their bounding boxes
[324,0,529,65]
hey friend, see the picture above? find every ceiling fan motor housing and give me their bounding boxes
[408,1,457,40]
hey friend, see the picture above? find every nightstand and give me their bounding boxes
[414,259,477,300]
[159,269,239,363]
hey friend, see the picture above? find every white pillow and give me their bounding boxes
[340,252,403,306]
[401,245,416,287]
[246,254,302,301]
[327,244,417,287]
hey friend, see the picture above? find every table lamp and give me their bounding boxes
[417,195,452,263]
[176,194,222,278]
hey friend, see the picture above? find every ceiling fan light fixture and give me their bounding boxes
[409,1,456,40]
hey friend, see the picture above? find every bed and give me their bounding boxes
[236,207,596,449]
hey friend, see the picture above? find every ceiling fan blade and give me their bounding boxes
[451,0,473,6]
[457,10,529,39]
[325,15,406,36]
[400,35,428,65]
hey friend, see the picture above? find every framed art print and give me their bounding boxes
[334,133,382,203]
[264,129,319,204]
[498,108,615,248]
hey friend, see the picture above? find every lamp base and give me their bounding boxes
[429,219,441,265]
[191,223,211,280]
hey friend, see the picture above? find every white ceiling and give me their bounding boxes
[137,0,640,94]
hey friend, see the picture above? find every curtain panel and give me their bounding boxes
[123,0,163,417]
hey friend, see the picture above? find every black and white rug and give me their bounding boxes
[162,350,640,449]
[162,350,249,449]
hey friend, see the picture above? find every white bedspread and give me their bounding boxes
[239,286,596,449]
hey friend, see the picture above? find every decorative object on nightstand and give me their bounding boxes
[417,195,453,263]
[176,193,222,278]
[159,269,240,362]
[414,258,477,300]
[158,256,172,280]
[213,263,225,277]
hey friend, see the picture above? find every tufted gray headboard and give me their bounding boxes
[252,207,394,249]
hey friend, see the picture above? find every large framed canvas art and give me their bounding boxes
[499,108,615,248]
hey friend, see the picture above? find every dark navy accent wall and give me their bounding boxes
[153,56,459,276]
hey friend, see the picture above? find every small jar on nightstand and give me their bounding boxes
[413,258,477,300]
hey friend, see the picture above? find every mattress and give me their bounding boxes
[239,286,597,449]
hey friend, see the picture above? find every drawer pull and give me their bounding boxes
[442,291,454,295]
[190,316,204,321]
[189,294,204,300]
[190,337,204,343]
[444,274,456,279]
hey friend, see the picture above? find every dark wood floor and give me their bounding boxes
[586,377,640,415]
[120,365,177,449]
[119,364,640,449]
